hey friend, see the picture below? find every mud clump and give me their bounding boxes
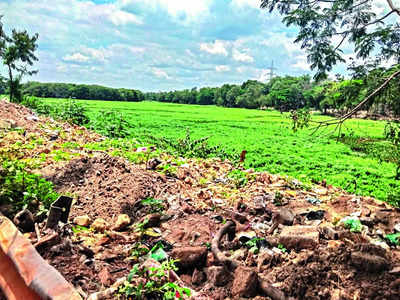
[46,154,177,223]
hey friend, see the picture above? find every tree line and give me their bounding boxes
[18,65,400,116]
[21,81,144,102]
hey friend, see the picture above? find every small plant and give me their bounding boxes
[56,99,90,126]
[385,233,400,246]
[245,237,266,254]
[149,129,233,160]
[228,169,249,188]
[119,259,191,299]
[277,243,287,253]
[141,197,165,213]
[0,159,59,216]
[90,110,131,138]
[274,191,284,206]
[135,218,149,235]
[71,225,90,234]
[342,218,362,233]
[387,187,400,208]
[130,243,150,260]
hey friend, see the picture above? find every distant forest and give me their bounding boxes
[11,66,400,115]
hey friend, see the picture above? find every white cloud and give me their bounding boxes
[63,53,90,63]
[216,65,230,72]
[108,9,143,26]
[200,40,229,56]
[232,48,254,63]
[292,54,309,71]
[120,0,211,21]
[257,69,272,82]
[231,0,260,9]
[152,68,171,79]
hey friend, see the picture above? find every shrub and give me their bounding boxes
[57,100,90,126]
[0,160,59,216]
[90,110,131,138]
[150,129,234,160]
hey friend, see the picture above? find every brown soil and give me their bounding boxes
[1,100,400,300]
[46,154,178,222]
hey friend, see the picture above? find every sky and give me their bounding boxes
[0,0,390,91]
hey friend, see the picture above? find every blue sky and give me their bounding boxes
[2,0,329,91]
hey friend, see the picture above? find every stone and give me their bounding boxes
[113,214,131,231]
[279,226,319,250]
[206,266,230,286]
[13,209,35,233]
[140,213,161,228]
[91,218,109,233]
[394,223,400,233]
[231,266,258,298]
[275,208,295,226]
[170,246,208,268]
[73,215,91,227]
[320,226,338,240]
[351,252,389,272]
[257,249,279,272]
[191,268,206,285]
[306,210,325,220]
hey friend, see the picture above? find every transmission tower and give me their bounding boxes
[268,60,277,81]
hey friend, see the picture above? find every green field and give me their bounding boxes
[44,98,398,201]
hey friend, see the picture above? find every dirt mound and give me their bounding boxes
[46,154,178,222]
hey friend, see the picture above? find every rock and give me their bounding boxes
[231,266,258,298]
[374,209,392,225]
[360,217,375,227]
[351,252,389,272]
[238,231,257,244]
[274,208,295,226]
[394,223,400,233]
[232,211,248,224]
[206,266,230,286]
[113,214,131,231]
[140,213,161,228]
[320,226,338,240]
[91,218,109,232]
[170,246,208,268]
[73,215,91,227]
[13,209,35,232]
[306,210,325,220]
[257,249,279,272]
[279,226,320,250]
[191,268,206,286]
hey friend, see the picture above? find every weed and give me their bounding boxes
[274,191,283,206]
[141,197,165,213]
[277,243,287,253]
[385,233,400,245]
[342,218,362,233]
[228,169,248,188]
[90,110,130,138]
[119,259,191,299]
[0,159,59,215]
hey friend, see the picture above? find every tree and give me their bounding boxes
[0,16,39,102]
[261,0,400,123]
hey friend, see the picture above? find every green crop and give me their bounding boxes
[40,98,400,202]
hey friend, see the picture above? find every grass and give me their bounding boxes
[42,98,399,201]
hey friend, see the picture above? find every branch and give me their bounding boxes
[386,0,400,16]
[211,221,240,269]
